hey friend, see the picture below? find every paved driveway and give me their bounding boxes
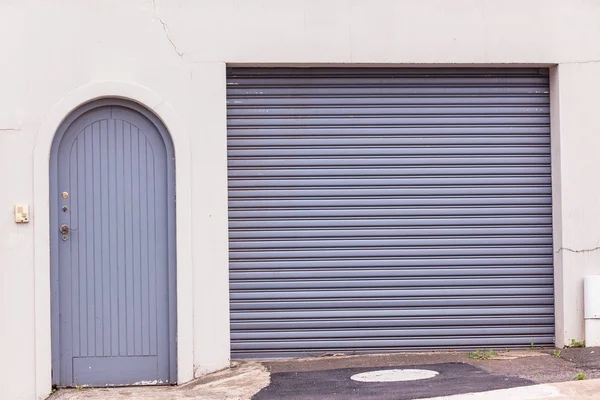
[254,362,532,400]
[50,349,600,400]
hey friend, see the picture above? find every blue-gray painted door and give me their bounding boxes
[51,103,176,386]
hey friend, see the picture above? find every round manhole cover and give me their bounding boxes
[350,369,439,382]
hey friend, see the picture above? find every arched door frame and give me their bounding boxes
[33,83,194,397]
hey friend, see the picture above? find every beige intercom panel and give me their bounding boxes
[15,204,29,223]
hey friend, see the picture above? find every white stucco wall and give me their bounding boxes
[551,62,600,347]
[1,1,600,399]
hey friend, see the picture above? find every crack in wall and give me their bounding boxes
[151,0,186,59]
[555,246,600,254]
[559,59,600,65]
[0,127,21,132]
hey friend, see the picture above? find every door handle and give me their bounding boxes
[60,224,70,234]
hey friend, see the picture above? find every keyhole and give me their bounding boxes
[62,205,68,212]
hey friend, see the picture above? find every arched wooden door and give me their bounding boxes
[50,100,176,386]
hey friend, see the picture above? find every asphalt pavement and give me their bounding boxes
[253,362,533,400]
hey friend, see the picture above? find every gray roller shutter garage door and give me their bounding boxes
[227,68,553,358]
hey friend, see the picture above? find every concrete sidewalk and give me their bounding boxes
[50,361,270,400]
[422,379,600,399]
